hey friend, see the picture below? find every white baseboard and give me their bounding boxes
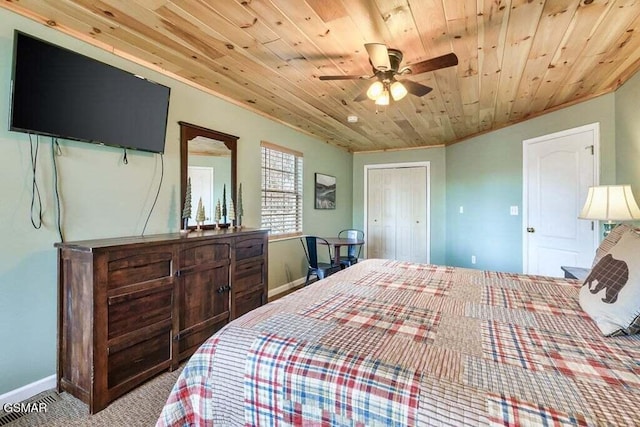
[0,375,56,406]
[268,277,306,299]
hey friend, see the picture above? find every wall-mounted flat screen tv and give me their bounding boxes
[9,31,170,154]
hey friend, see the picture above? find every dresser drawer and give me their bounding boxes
[107,324,171,389]
[234,288,264,318]
[107,284,173,340]
[234,259,264,294]
[235,236,266,261]
[107,249,173,290]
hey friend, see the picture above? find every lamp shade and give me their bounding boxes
[579,185,640,221]
[390,81,408,101]
[366,81,384,100]
[375,89,390,106]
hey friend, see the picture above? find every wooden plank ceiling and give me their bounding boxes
[3,0,640,153]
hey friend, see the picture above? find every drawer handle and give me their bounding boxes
[216,285,231,294]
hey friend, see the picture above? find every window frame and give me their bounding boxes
[260,141,304,240]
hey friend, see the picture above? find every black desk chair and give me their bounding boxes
[300,236,341,286]
[337,229,364,268]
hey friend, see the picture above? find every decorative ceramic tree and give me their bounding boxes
[222,184,228,224]
[237,183,243,227]
[196,197,206,230]
[229,199,236,227]
[215,199,222,226]
[181,177,192,229]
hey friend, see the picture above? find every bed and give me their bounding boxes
[157,257,640,426]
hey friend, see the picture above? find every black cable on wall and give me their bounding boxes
[52,138,64,242]
[141,153,164,236]
[28,134,43,229]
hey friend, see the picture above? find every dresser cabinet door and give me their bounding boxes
[176,240,231,359]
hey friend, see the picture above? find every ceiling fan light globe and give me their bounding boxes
[366,81,384,100]
[390,81,408,101]
[375,90,390,106]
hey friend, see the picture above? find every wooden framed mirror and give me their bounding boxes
[179,121,238,230]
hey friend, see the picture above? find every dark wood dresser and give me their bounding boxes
[55,228,268,413]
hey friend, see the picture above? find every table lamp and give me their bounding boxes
[579,185,640,236]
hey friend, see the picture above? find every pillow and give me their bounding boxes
[591,223,634,268]
[579,230,640,336]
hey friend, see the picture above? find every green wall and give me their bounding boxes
[352,147,447,265]
[445,95,616,271]
[615,71,640,201]
[0,8,352,396]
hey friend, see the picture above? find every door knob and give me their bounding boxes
[527,227,535,233]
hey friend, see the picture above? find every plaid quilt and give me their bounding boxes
[157,259,640,426]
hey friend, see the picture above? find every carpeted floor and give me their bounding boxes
[1,366,183,427]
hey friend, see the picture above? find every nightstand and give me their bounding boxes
[560,266,591,281]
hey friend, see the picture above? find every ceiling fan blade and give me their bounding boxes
[402,80,433,97]
[319,75,369,80]
[353,88,369,102]
[406,52,458,75]
[365,43,391,71]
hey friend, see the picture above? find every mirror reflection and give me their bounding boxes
[179,121,238,230]
[187,137,231,227]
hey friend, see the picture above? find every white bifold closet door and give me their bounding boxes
[367,166,428,263]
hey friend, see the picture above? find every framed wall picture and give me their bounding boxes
[315,173,336,209]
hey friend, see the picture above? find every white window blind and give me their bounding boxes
[261,142,303,237]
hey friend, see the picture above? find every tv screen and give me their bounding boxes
[9,31,170,154]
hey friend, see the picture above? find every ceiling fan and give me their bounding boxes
[319,43,458,105]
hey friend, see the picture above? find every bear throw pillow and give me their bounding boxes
[579,230,640,336]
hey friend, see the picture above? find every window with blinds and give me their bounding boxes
[261,142,303,237]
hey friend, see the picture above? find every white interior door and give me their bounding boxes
[396,167,428,262]
[381,168,398,259]
[188,166,214,226]
[409,167,428,262]
[366,164,429,263]
[524,123,599,276]
[367,168,384,259]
